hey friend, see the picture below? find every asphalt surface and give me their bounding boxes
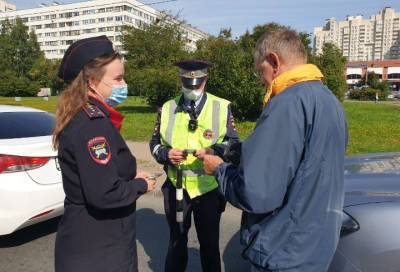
[0,193,249,272]
[0,142,251,272]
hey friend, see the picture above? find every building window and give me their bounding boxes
[82,9,95,15]
[59,30,80,36]
[98,8,105,13]
[115,16,123,22]
[98,27,106,32]
[44,23,57,29]
[346,74,362,80]
[83,19,96,25]
[45,41,58,46]
[107,17,114,22]
[388,73,400,79]
[60,12,79,18]
[124,16,132,23]
[106,7,113,12]
[83,28,96,34]
[107,26,114,31]
[99,18,105,23]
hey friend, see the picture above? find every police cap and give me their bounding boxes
[58,35,115,83]
[174,60,212,89]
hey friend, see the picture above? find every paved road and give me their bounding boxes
[0,142,251,272]
[0,194,249,272]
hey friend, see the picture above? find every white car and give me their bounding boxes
[0,105,64,235]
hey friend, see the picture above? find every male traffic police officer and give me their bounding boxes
[149,60,239,272]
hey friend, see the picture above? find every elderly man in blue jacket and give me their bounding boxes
[203,27,348,272]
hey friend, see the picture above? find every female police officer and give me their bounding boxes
[52,35,156,272]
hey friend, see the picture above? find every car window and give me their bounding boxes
[345,155,400,175]
[0,112,55,139]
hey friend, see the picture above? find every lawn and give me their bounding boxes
[0,96,399,155]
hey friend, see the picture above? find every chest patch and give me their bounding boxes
[87,136,111,165]
[203,129,214,140]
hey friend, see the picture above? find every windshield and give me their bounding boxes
[345,154,400,175]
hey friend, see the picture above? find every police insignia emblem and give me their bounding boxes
[87,136,111,164]
[203,129,214,140]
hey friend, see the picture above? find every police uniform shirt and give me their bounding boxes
[55,96,147,272]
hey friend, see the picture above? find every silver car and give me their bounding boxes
[329,153,400,272]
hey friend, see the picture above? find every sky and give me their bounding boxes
[9,0,400,38]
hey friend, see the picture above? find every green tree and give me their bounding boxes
[196,31,263,119]
[0,17,46,96]
[315,43,347,101]
[122,15,189,106]
[9,18,43,78]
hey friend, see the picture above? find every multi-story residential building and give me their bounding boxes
[0,0,15,13]
[314,7,400,61]
[0,0,209,59]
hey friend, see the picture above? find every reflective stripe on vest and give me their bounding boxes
[160,93,229,198]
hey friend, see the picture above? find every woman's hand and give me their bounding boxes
[136,171,156,192]
[144,178,156,192]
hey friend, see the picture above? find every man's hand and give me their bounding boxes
[203,155,224,175]
[194,148,214,160]
[168,149,187,165]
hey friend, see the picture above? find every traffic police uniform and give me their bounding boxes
[149,60,240,272]
[54,36,148,272]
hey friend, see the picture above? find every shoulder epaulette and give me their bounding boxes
[82,103,105,119]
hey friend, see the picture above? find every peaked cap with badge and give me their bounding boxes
[174,60,212,89]
[58,35,115,84]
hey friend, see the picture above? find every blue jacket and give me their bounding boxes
[215,80,348,271]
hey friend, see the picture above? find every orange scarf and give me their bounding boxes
[263,64,324,107]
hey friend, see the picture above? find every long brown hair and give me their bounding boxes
[53,52,122,149]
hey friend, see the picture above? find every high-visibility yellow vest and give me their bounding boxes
[160,93,229,198]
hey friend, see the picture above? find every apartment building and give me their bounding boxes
[0,0,15,13]
[314,7,400,61]
[0,0,209,59]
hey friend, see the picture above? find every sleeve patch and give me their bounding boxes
[87,136,111,164]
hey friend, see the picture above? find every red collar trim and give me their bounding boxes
[88,93,124,131]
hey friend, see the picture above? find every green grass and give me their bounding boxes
[0,96,399,155]
[344,102,400,155]
[0,96,58,113]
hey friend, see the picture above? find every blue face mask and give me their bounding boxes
[104,84,128,106]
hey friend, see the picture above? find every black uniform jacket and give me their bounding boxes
[55,96,147,272]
